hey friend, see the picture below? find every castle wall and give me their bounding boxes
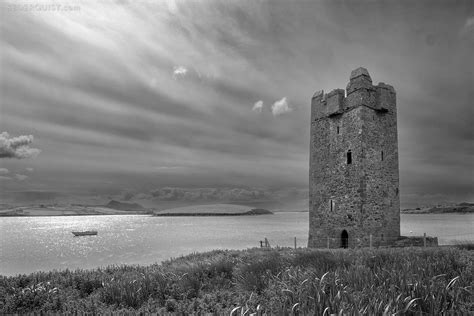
[309,68,400,248]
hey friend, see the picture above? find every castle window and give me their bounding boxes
[337,126,340,134]
[381,151,384,161]
[347,150,352,164]
[330,199,333,211]
[381,234,384,241]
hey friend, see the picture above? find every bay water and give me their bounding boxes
[1,212,472,276]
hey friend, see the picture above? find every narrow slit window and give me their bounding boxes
[337,126,339,134]
[347,150,352,164]
[381,151,384,161]
[330,200,333,211]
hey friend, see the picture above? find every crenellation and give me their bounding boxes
[309,67,400,249]
[376,83,396,111]
[326,89,345,115]
[311,90,326,120]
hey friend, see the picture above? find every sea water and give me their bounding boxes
[0,212,472,276]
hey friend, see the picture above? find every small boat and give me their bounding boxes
[72,231,98,236]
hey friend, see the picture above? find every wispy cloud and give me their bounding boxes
[252,100,263,113]
[0,132,41,159]
[271,97,293,116]
[15,174,28,181]
[460,16,474,37]
[0,168,9,174]
[26,168,34,172]
[172,66,188,79]
[464,16,474,29]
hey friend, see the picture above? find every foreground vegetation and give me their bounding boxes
[1,247,472,314]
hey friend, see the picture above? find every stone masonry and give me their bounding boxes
[308,67,400,248]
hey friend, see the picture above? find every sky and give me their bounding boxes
[0,0,473,208]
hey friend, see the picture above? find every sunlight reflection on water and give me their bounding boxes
[0,213,472,276]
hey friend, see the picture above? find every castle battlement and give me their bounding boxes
[312,68,396,120]
[309,67,400,249]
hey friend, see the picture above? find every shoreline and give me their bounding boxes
[3,210,473,217]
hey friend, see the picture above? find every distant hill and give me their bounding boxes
[0,205,136,216]
[154,204,272,216]
[106,200,146,211]
[402,203,474,214]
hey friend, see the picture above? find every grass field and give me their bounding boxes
[1,246,472,314]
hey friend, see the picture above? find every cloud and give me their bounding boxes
[0,132,41,159]
[0,168,9,174]
[460,16,474,38]
[252,100,263,113]
[15,174,28,181]
[464,17,474,29]
[0,176,12,180]
[148,186,308,202]
[26,168,34,172]
[271,97,293,116]
[151,187,268,201]
[172,66,188,79]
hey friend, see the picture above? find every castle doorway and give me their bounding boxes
[341,230,348,248]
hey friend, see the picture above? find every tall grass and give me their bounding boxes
[0,247,472,314]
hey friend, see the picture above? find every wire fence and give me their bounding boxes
[259,232,473,249]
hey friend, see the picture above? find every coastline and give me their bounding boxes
[0,205,273,217]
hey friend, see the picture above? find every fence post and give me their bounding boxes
[327,236,330,249]
[423,233,426,247]
[369,234,373,249]
[294,237,297,249]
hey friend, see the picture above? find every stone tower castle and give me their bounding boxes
[308,67,400,248]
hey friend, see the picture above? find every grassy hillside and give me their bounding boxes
[153,204,272,216]
[1,247,472,314]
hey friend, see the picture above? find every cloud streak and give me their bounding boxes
[15,174,28,181]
